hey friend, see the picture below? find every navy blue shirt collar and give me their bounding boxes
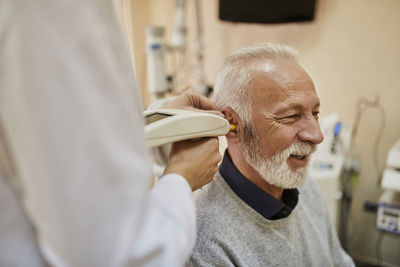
[219,151,299,220]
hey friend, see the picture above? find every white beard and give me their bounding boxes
[242,130,315,189]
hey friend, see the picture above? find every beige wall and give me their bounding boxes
[126,0,400,265]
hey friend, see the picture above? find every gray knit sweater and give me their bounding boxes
[188,172,354,267]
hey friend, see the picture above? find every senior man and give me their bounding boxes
[188,43,354,266]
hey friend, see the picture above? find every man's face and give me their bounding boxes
[241,59,323,189]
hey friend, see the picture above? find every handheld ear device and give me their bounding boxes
[144,109,232,147]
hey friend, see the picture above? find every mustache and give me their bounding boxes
[286,142,316,156]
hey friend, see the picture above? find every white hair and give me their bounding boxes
[212,43,299,126]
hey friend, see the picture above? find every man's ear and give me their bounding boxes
[221,107,242,143]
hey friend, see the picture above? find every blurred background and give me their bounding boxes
[115,0,400,266]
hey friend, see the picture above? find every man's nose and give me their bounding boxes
[298,116,324,145]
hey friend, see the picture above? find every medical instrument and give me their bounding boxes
[308,114,352,231]
[146,27,168,99]
[144,109,231,148]
[376,138,400,234]
[145,0,208,100]
[376,191,400,234]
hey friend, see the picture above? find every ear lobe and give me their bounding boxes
[221,107,241,143]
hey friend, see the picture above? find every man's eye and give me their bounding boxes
[286,114,300,119]
[313,112,320,119]
[279,114,300,122]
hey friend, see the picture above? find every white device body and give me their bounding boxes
[386,138,400,169]
[382,169,400,192]
[376,137,400,234]
[144,109,230,148]
[381,138,400,192]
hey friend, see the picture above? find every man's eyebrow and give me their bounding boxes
[274,101,320,114]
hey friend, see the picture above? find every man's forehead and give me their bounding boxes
[250,60,318,109]
[251,60,310,86]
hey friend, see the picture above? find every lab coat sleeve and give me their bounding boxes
[0,0,195,266]
[130,174,196,267]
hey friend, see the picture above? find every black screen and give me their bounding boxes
[219,0,316,24]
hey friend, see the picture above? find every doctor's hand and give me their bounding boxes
[164,137,222,191]
[162,89,223,117]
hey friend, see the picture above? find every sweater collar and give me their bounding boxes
[219,150,299,220]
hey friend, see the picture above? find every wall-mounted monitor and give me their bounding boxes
[219,0,317,24]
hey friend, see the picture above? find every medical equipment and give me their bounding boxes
[145,0,208,100]
[308,114,352,231]
[376,191,400,234]
[383,138,400,172]
[144,109,231,148]
[376,138,400,234]
[146,27,168,99]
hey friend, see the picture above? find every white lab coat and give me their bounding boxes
[0,0,195,266]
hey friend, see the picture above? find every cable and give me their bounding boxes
[349,97,389,266]
[341,95,386,253]
[350,96,386,185]
[375,231,385,267]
